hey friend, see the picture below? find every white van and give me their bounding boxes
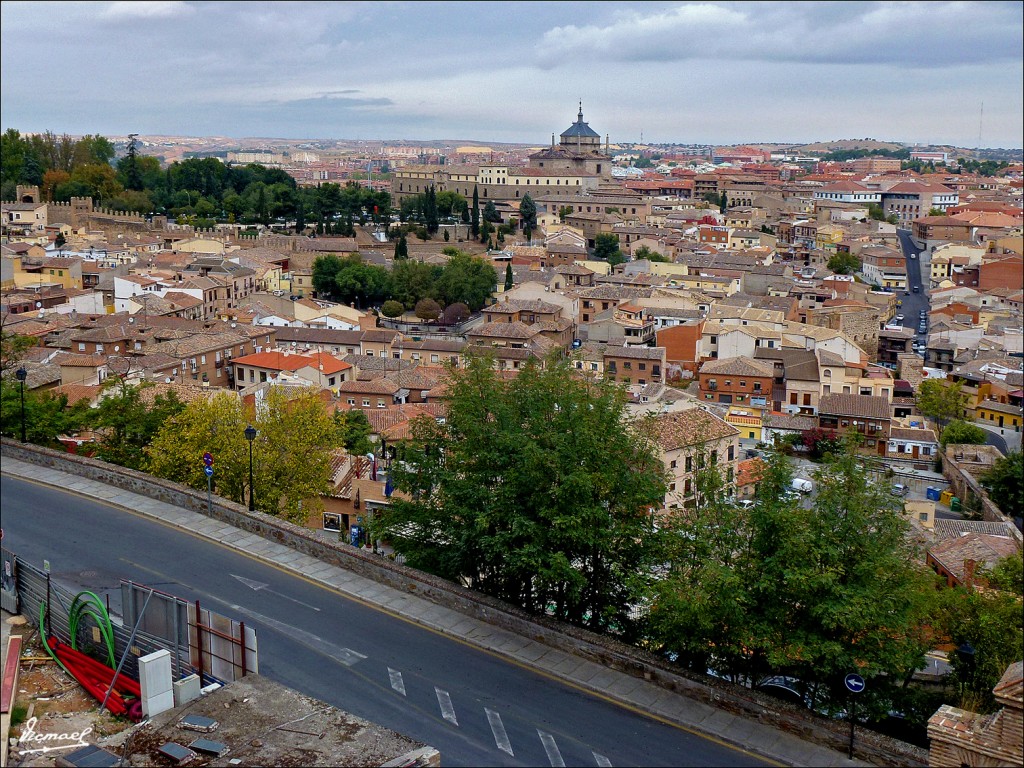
[791,478,813,494]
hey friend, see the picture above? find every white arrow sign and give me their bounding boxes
[231,574,321,612]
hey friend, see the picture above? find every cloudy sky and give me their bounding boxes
[2,1,1022,148]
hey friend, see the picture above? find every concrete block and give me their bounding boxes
[139,649,174,718]
[173,674,202,707]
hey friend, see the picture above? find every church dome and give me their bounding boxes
[560,104,600,140]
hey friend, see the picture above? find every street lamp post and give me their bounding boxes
[15,367,28,442]
[245,424,257,511]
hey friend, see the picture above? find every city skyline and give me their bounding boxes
[1,1,1022,149]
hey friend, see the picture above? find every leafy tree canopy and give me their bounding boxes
[827,252,861,275]
[378,353,667,636]
[917,379,967,428]
[146,388,335,523]
[980,451,1023,520]
[940,419,987,448]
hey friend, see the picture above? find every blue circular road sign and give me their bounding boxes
[844,673,866,693]
[204,465,214,477]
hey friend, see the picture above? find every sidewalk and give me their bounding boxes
[1,457,870,767]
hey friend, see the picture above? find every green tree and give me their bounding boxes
[54,231,66,248]
[504,263,514,291]
[334,408,374,457]
[381,300,405,319]
[471,186,480,238]
[394,235,409,260]
[424,185,439,234]
[519,193,537,240]
[255,186,269,225]
[414,297,441,322]
[378,353,667,635]
[482,200,500,223]
[940,419,987,448]
[917,379,968,429]
[92,380,185,470]
[719,191,728,214]
[312,254,346,300]
[433,251,496,311]
[937,583,1023,712]
[827,252,861,275]
[594,232,622,262]
[122,133,143,191]
[927,207,946,216]
[648,445,936,712]
[0,382,90,447]
[558,205,573,223]
[146,388,335,523]
[390,259,438,309]
[979,451,1023,520]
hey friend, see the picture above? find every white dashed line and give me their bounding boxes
[485,708,513,756]
[388,667,406,696]
[435,687,458,725]
[593,751,613,767]
[538,730,565,767]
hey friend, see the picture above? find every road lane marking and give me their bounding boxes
[4,473,780,767]
[435,687,458,725]
[227,603,366,666]
[231,573,321,611]
[538,730,565,767]
[485,708,513,756]
[388,668,406,696]
[593,751,612,767]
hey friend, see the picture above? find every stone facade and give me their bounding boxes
[928,661,1023,767]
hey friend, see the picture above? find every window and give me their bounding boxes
[260,371,268,382]
[670,459,677,469]
[753,382,762,392]
[347,398,355,405]
[431,354,440,363]
[727,445,735,460]
[362,399,371,407]
[96,344,104,353]
[685,456,692,472]
[78,342,86,351]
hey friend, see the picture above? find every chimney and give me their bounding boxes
[963,558,977,589]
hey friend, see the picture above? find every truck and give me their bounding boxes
[791,478,813,494]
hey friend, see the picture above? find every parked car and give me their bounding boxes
[909,252,917,259]
[912,285,920,293]
[892,483,910,496]
[895,313,905,322]
[791,478,814,494]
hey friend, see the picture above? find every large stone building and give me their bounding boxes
[390,105,612,212]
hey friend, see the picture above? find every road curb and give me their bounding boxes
[2,460,880,767]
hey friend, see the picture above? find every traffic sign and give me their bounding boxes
[203,452,214,467]
[844,673,866,694]
[204,466,214,477]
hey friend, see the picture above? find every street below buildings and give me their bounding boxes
[1,473,774,768]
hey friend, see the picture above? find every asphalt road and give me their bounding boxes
[896,229,931,349]
[0,475,768,768]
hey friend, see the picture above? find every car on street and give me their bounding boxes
[909,253,917,259]
[896,313,905,322]
[913,285,920,293]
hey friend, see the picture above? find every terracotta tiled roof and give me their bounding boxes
[232,351,315,371]
[928,533,1020,584]
[652,408,739,451]
[699,356,774,377]
[818,393,891,420]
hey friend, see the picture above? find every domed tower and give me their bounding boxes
[559,102,602,152]
[527,102,610,178]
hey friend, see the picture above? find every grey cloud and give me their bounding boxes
[535,1,1022,69]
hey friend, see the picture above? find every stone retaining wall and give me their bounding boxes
[1,439,928,767]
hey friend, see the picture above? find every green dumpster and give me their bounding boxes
[950,497,961,512]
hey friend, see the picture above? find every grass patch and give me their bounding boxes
[10,703,29,727]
